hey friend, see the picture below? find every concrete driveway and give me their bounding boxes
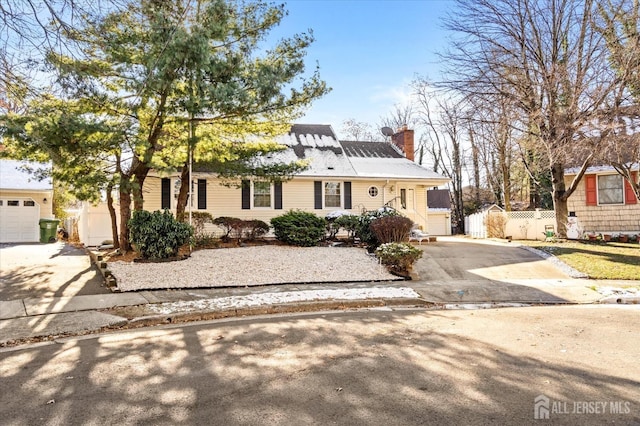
[413,236,571,282]
[0,242,110,301]
[410,236,603,304]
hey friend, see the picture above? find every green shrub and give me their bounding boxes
[375,242,423,273]
[129,210,193,259]
[193,232,219,248]
[334,214,360,241]
[271,210,326,247]
[356,207,399,250]
[370,215,414,244]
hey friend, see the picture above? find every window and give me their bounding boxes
[598,175,623,205]
[400,189,407,209]
[368,186,379,197]
[24,200,35,207]
[7,200,19,206]
[253,181,271,208]
[0,200,3,206]
[324,182,341,208]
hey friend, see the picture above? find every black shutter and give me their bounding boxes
[344,181,352,209]
[161,178,171,209]
[197,179,207,210]
[241,180,250,209]
[314,181,322,209]
[274,182,283,210]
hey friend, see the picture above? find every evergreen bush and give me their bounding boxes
[375,242,423,274]
[271,210,326,246]
[129,210,192,259]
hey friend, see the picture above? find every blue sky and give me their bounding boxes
[273,0,454,136]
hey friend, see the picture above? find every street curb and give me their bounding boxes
[121,297,434,328]
[598,295,640,304]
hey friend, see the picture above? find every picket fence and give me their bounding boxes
[466,209,556,241]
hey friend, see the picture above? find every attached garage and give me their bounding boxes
[0,198,41,243]
[0,160,53,243]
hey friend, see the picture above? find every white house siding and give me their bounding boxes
[141,176,431,232]
[566,177,640,233]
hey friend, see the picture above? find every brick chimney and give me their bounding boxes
[391,125,414,161]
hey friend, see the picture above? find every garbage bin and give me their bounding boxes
[39,219,60,243]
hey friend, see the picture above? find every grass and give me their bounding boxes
[522,240,640,280]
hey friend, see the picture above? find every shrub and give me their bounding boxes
[356,207,399,250]
[213,216,244,241]
[180,211,215,237]
[370,215,414,244]
[271,210,326,247]
[486,213,507,238]
[375,242,423,273]
[129,210,193,259]
[334,214,360,241]
[325,211,356,240]
[193,232,219,248]
[243,219,270,241]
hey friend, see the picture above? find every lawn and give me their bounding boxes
[522,240,640,280]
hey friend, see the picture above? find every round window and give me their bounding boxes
[368,186,379,197]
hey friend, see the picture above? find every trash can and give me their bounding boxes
[39,219,60,243]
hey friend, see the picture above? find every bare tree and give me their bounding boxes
[413,80,468,233]
[596,0,640,200]
[340,118,377,141]
[441,0,620,237]
[412,77,446,172]
[466,92,522,211]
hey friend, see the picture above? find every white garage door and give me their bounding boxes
[0,198,40,243]
[428,212,449,236]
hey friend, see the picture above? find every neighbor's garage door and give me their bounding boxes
[0,198,40,243]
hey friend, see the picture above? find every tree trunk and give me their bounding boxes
[106,182,119,249]
[176,163,190,221]
[118,183,132,252]
[551,162,568,238]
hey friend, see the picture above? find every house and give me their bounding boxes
[141,124,450,236]
[565,164,639,234]
[0,159,54,243]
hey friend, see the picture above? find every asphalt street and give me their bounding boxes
[1,306,638,425]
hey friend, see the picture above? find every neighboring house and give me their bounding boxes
[426,188,452,235]
[0,159,54,243]
[565,164,639,234]
[142,124,450,236]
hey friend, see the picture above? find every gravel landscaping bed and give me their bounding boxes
[108,246,400,292]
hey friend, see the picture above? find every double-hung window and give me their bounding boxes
[324,182,341,208]
[253,181,271,208]
[598,175,623,205]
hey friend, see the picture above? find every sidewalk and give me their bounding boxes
[2,275,637,347]
[1,238,638,347]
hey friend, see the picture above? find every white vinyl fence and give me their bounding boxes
[466,209,556,241]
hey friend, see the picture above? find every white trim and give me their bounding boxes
[251,181,274,209]
[323,180,343,209]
